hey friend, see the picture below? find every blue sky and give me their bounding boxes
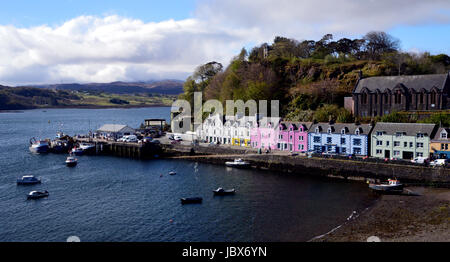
[0,0,449,85]
[0,0,197,26]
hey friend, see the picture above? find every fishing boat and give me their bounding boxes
[180,197,203,204]
[369,179,404,193]
[27,190,49,200]
[29,138,49,154]
[79,143,95,152]
[225,158,250,168]
[65,156,78,167]
[213,187,235,195]
[70,147,84,156]
[17,175,41,185]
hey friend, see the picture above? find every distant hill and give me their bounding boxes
[31,79,184,95]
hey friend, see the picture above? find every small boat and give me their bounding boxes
[169,171,176,176]
[65,156,78,167]
[369,179,404,193]
[225,158,250,168]
[17,175,41,185]
[27,190,49,199]
[79,143,95,152]
[70,147,84,156]
[180,197,203,204]
[29,138,49,154]
[213,187,235,195]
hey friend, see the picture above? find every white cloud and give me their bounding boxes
[0,0,449,85]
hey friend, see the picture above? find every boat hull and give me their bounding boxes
[29,145,49,154]
[369,184,404,193]
[213,190,235,196]
[180,197,203,204]
[66,162,77,167]
[27,193,49,199]
[17,180,41,185]
[225,163,250,168]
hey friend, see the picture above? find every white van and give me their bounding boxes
[430,159,448,167]
[125,135,138,142]
[411,157,427,164]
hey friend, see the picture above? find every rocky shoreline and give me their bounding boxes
[313,186,450,242]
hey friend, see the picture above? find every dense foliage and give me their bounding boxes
[181,31,450,122]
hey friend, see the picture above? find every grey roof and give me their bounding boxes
[97,124,134,133]
[372,122,436,136]
[280,121,313,131]
[309,122,373,135]
[432,127,450,142]
[354,73,449,93]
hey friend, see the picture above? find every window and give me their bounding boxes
[299,136,304,141]
[277,143,281,149]
[386,141,390,146]
[290,135,293,140]
[313,136,321,143]
[376,131,383,136]
[376,140,383,146]
[410,142,413,148]
[341,148,346,153]
[353,139,362,146]
[404,142,408,147]
[341,138,346,144]
[394,91,402,104]
[394,141,400,147]
[327,137,332,144]
[315,128,320,133]
[416,152,423,157]
[384,94,388,103]
[354,148,361,155]
[355,129,360,135]
[417,143,424,148]
[417,133,424,138]
[314,145,322,152]
[419,93,424,104]
[298,144,304,151]
[376,149,382,154]
[395,132,403,137]
[279,135,283,139]
[394,151,400,156]
[327,128,332,134]
[341,129,346,134]
[441,132,447,139]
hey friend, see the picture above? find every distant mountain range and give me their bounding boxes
[30,79,185,95]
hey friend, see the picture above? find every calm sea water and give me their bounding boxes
[0,108,375,242]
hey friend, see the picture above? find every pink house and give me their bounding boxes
[277,122,312,152]
[250,117,280,150]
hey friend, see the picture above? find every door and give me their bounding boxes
[384,150,390,158]
[402,151,413,160]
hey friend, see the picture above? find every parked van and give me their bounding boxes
[411,157,427,164]
[430,159,448,167]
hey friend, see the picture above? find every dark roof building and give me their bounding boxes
[352,73,450,117]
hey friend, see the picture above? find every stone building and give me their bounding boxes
[352,73,450,117]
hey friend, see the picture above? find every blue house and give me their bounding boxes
[308,122,374,156]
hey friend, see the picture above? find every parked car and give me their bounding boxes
[168,134,175,140]
[411,156,427,164]
[151,140,161,144]
[430,159,448,167]
[174,136,182,141]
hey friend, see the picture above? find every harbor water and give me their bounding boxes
[0,108,376,241]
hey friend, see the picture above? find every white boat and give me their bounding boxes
[369,179,404,193]
[27,190,49,199]
[29,139,49,154]
[65,156,78,167]
[17,175,41,185]
[79,143,95,151]
[225,158,250,168]
[169,171,176,176]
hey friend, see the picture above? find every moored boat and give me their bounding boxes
[29,138,49,154]
[27,190,49,200]
[369,179,404,193]
[79,143,95,152]
[213,187,235,195]
[169,171,176,176]
[17,175,41,185]
[225,158,250,168]
[180,197,203,204]
[70,147,84,156]
[65,156,78,167]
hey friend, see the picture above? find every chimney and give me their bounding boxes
[358,70,363,80]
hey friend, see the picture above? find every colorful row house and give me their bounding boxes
[276,122,312,152]
[370,122,437,159]
[308,122,373,155]
[250,117,281,150]
[430,127,450,159]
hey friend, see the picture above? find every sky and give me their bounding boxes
[0,0,449,86]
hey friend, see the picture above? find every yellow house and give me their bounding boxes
[430,127,450,159]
